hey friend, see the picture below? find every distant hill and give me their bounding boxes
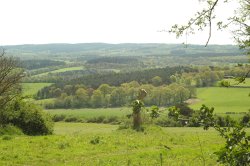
[1,43,244,60]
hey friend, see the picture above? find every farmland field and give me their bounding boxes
[0,122,238,166]
[33,66,84,77]
[190,87,250,114]
[21,83,52,96]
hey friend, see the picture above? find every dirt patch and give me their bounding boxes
[184,98,201,105]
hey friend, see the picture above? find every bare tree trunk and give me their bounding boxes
[132,89,147,131]
[133,111,142,130]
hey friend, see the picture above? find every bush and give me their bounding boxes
[52,114,66,122]
[156,117,182,127]
[175,103,194,117]
[241,112,250,126]
[0,125,23,136]
[2,135,13,140]
[64,117,79,122]
[86,116,105,123]
[104,116,120,124]
[2,98,54,135]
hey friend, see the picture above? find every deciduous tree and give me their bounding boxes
[0,49,24,109]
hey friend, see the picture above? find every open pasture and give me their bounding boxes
[21,83,52,96]
[0,122,230,166]
[190,87,250,114]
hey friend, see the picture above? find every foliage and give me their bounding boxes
[148,105,160,120]
[166,104,249,165]
[22,59,65,70]
[197,105,249,166]
[0,50,24,108]
[156,117,182,127]
[87,56,140,65]
[241,111,250,127]
[170,0,250,88]
[0,124,23,136]
[37,66,194,89]
[131,99,144,131]
[2,97,54,135]
[170,0,250,51]
[214,125,250,166]
[175,103,194,117]
[168,106,180,121]
[39,82,193,109]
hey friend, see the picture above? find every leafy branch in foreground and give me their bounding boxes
[169,0,219,46]
[198,105,249,166]
[170,0,250,51]
[168,104,249,165]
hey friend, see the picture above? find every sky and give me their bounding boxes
[0,0,238,45]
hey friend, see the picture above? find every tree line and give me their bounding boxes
[34,65,250,109]
[41,82,195,109]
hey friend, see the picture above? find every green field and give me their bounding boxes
[191,87,250,114]
[22,83,52,96]
[0,122,233,165]
[33,66,84,77]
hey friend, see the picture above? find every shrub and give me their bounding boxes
[52,114,66,122]
[175,103,194,117]
[241,112,250,127]
[0,125,23,136]
[215,116,226,127]
[2,135,13,140]
[105,116,120,124]
[64,117,79,122]
[3,98,54,135]
[156,117,182,127]
[187,116,201,127]
[86,116,105,123]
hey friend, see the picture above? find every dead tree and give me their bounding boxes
[132,89,147,131]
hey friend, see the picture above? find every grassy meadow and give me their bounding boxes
[22,83,52,96]
[190,87,250,114]
[12,81,248,165]
[0,122,232,166]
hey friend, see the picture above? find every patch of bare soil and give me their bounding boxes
[184,98,201,105]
